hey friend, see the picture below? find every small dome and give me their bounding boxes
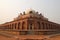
[25,8,36,14]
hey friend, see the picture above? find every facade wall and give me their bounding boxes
[0,17,60,35]
[0,9,60,40]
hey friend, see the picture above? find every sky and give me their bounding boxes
[0,0,60,24]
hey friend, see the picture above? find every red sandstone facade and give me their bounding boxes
[0,9,60,40]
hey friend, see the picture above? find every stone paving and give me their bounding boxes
[0,31,60,40]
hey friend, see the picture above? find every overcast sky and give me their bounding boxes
[0,0,60,24]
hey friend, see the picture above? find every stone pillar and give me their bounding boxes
[44,23,46,29]
[20,22,22,30]
[25,21,28,30]
[40,21,43,29]
[16,23,18,30]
